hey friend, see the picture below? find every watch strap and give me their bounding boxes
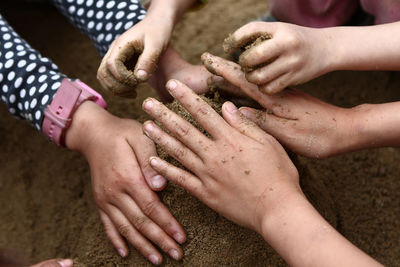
[42,78,106,146]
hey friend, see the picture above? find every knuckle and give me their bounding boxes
[118,224,132,237]
[175,174,187,187]
[175,123,191,138]
[131,215,149,232]
[173,146,187,159]
[142,199,159,218]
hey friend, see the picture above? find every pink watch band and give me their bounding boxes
[42,78,107,146]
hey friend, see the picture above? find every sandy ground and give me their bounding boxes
[0,0,399,266]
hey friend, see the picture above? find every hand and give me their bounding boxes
[149,46,217,102]
[65,102,185,265]
[31,259,73,267]
[141,80,382,267]
[202,53,358,158]
[141,79,299,233]
[97,3,175,98]
[224,22,333,94]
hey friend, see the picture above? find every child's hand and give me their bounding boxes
[202,53,356,158]
[141,80,382,267]
[97,8,174,98]
[30,259,72,267]
[65,102,185,265]
[142,80,299,233]
[224,22,333,94]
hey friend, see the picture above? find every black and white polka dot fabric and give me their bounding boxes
[0,0,146,131]
[53,0,146,57]
[0,14,66,130]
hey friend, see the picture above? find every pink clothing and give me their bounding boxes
[269,0,400,27]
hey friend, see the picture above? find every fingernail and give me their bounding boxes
[58,259,73,267]
[166,80,177,91]
[149,157,160,167]
[173,232,185,244]
[225,102,238,114]
[151,175,166,189]
[169,249,181,261]
[239,108,252,118]
[143,99,154,110]
[136,69,148,80]
[144,122,155,133]
[149,254,160,265]
[118,248,127,257]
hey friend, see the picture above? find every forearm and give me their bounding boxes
[260,191,381,267]
[147,0,197,25]
[0,13,65,131]
[324,22,400,71]
[348,102,400,150]
[53,0,147,57]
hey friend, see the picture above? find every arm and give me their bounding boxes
[225,21,400,94]
[202,53,400,158]
[140,79,381,266]
[0,13,185,264]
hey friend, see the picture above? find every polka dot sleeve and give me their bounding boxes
[52,0,147,57]
[0,13,66,131]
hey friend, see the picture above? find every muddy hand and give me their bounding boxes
[223,22,332,94]
[97,17,171,98]
[142,79,299,233]
[30,259,73,267]
[202,53,358,158]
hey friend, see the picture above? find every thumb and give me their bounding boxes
[134,40,164,82]
[222,102,268,143]
[130,132,167,191]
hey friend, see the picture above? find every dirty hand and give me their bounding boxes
[30,259,73,267]
[97,3,175,98]
[202,53,360,158]
[224,22,333,94]
[65,101,185,265]
[142,80,382,267]
[142,79,299,233]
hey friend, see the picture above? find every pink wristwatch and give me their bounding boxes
[42,78,107,146]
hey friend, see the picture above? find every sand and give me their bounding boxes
[0,0,399,266]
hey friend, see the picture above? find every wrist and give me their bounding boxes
[318,27,346,73]
[64,101,111,154]
[259,187,309,239]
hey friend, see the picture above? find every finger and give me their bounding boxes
[107,35,142,85]
[245,58,288,86]
[238,36,281,70]
[202,53,275,107]
[116,194,183,261]
[143,121,204,166]
[149,156,204,197]
[97,66,137,98]
[222,102,268,143]
[30,259,73,267]
[128,132,167,191]
[106,205,163,265]
[259,73,292,95]
[98,210,128,257]
[165,79,231,139]
[142,98,211,154]
[134,40,164,82]
[207,75,248,97]
[239,107,292,139]
[223,21,276,55]
[116,143,187,246]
